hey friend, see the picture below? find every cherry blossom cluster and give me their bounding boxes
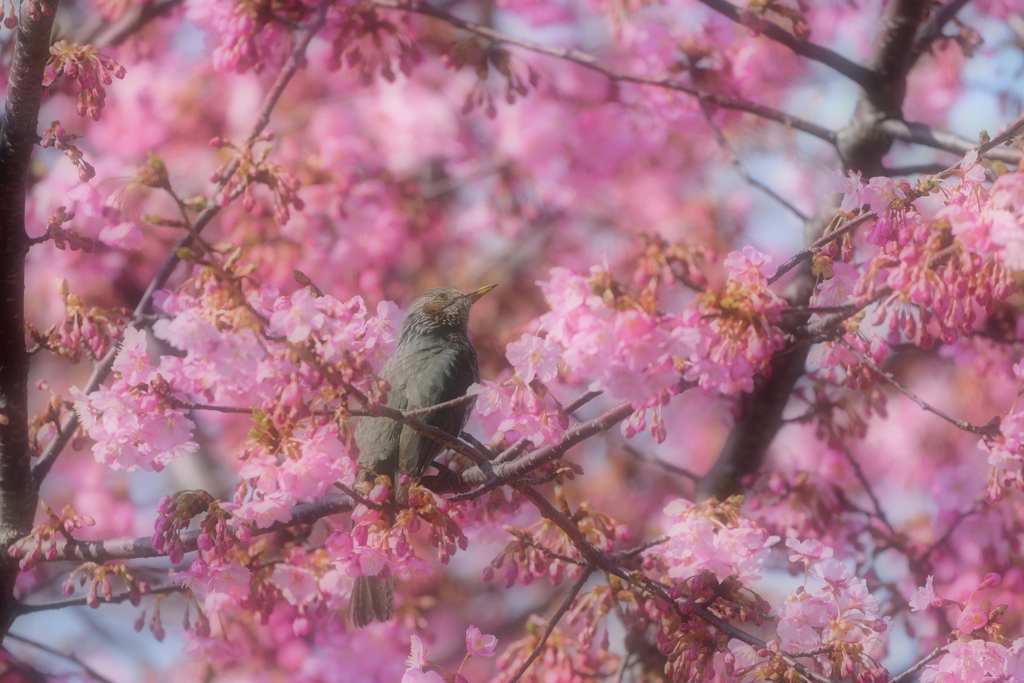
[403,627,497,682]
[71,327,199,472]
[210,133,305,225]
[8,502,94,570]
[775,552,889,682]
[486,488,628,587]
[27,278,125,363]
[186,0,313,74]
[445,42,539,116]
[833,162,1018,349]
[481,248,787,448]
[61,561,152,609]
[38,121,95,182]
[977,357,1024,501]
[328,3,423,82]
[496,612,616,683]
[331,479,468,581]
[979,408,1024,502]
[646,497,778,584]
[684,246,788,395]
[169,560,250,637]
[471,368,567,449]
[910,573,1023,681]
[32,205,94,252]
[152,490,219,565]
[42,40,126,120]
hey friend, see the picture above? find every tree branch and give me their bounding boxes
[17,582,185,614]
[886,645,947,683]
[506,565,596,683]
[688,64,809,221]
[841,340,1000,436]
[696,0,876,88]
[699,0,936,501]
[5,632,116,683]
[41,493,354,563]
[373,0,838,145]
[515,486,839,683]
[0,0,59,639]
[910,0,972,65]
[880,119,1023,165]
[31,0,332,487]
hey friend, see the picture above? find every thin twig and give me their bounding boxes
[839,447,897,540]
[696,0,875,88]
[17,582,185,614]
[918,504,980,566]
[515,486,838,683]
[31,0,333,487]
[886,645,948,683]
[614,438,699,482]
[40,493,355,564]
[5,632,116,683]
[506,566,596,683]
[687,63,808,221]
[841,340,999,436]
[879,119,1023,165]
[374,0,838,145]
[615,534,669,559]
[769,213,874,286]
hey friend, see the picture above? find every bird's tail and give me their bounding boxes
[349,569,395,627]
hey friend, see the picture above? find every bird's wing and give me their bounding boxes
[397,345,478,482]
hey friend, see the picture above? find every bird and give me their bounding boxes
[349,284,496,628]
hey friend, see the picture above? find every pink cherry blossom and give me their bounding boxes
[465,625,498,658]
[505,333,561,384]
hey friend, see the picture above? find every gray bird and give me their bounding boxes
[349,284,496,628]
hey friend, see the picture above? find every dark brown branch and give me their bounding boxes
[696,0,876,88]
[6,632,116,683]
[769,213,875,286]
[880,119,1023,165]
[614,439,699,482]
[841,340,999,436]
[689,65,809,221]
[910,0,972,64]
[506,566,596,683]
[515,487,838,683]
[41,493,354,563]
[17,582,185,614]
[886,645,948,683]
[839,447,897,539]
[373,0,838,145]
[31,0,332,487]
[0,0,59,639]
[883,163,949,176]
[90,0,184,48]
[918,504,979,566]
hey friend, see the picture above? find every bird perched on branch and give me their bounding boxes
[349,284,496,628]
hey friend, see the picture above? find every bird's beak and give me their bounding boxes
[464,284,497,304]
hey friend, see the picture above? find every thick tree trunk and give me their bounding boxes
[0,0,59,637]
[697,0,934,500]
